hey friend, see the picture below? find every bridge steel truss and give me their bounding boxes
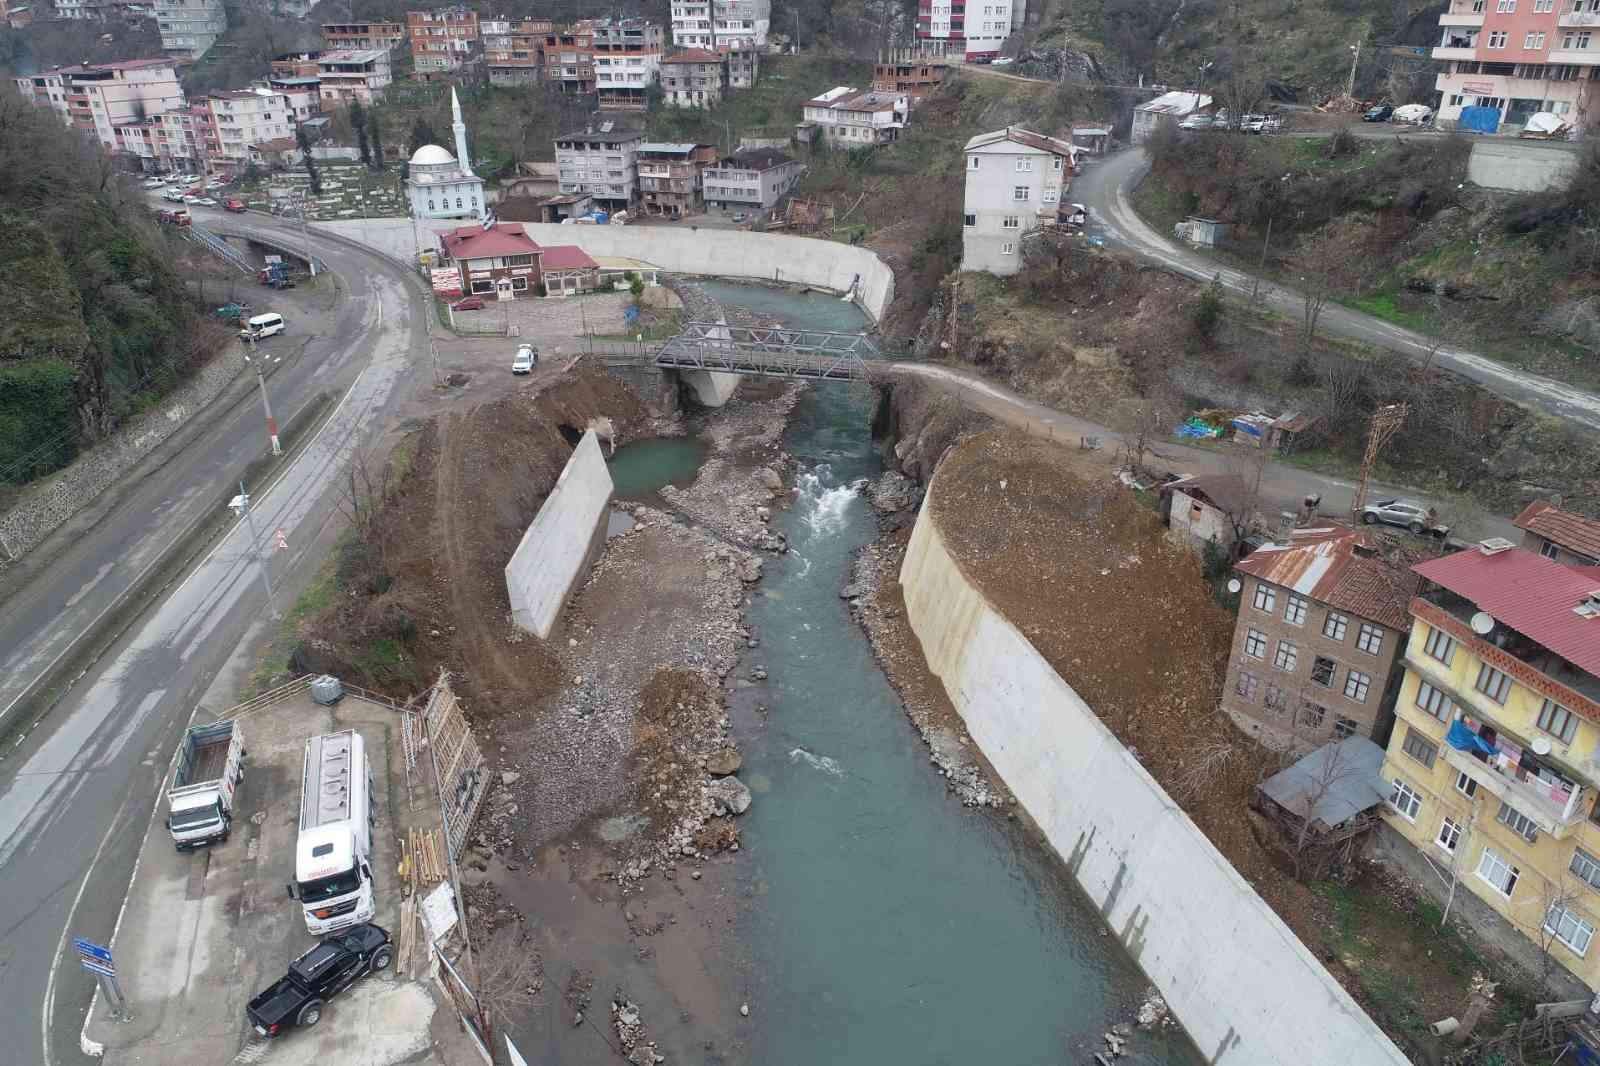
[655,321,883,382]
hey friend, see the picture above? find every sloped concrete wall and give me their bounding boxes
[505,429,613,638]
[898,479,1410,1066]
[1468,141,1579,192]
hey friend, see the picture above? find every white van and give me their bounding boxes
[240,313,284,340]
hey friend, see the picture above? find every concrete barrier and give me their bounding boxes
[1468,140,1579,192]
[680,369,741,407]
[319,219,895,323]
[899,478,1410,1066]
[505,429,613,638]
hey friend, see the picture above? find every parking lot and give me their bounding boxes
[82,685,452,1065]
[437,289,680,378]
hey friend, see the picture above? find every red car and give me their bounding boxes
[452,296,485,311]
[224,198,247,213]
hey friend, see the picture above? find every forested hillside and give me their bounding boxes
[0,92,216,490]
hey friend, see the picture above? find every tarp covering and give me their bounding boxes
[1524,111,1566,135]
[1447,719,1496,755]
[1459,106,1501,134]
[1393,104,1433,124]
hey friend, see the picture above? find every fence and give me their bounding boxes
[186,223,256,275]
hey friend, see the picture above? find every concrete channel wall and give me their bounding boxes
[1468,141,1579,192]
[505,429,613,638]
[898,480,1411,1066]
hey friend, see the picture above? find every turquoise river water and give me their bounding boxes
[628,281,1207,1065]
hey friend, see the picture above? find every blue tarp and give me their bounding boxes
[1447,719,1495,755]
[1458,106,1501,134]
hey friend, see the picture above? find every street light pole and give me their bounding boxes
[231,482,279,619]
[243,347,281,455]
[1346,40,1362,98]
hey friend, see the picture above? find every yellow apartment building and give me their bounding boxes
[1379,540,1600,990]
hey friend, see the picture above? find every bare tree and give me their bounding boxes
[1534,875,1586,995]
[1213,439,1273,548]
[472,925,543,1050]
[1173,740,1237,802]
[1210,50,1267,130]
[1118,392,1175,482]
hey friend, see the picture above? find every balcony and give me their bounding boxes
[1560,10,1600,26]
[1440,11,1485,25]
[1441,741,1589,838]
[1433,45,1479,60]
[1548,47,1600,63]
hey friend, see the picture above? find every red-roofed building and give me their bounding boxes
[438,223,543,299]
[1223,522,1421,750]
[539,245,600,295]
[1377,541,1600,993]
[1514,500,1600,569]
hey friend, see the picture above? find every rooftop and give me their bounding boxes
[319,49,387,65]
[1413,544,1600,681]
[1234,523,1421,632]
[539,245,598,271]
[1136,90,1212,115]
[440,222,541,260]
[806,85,856,106]
[637,142,704,156]
[663,48,723,63]
[713,147,795,171]
[1257,736,1388,830]
[1514,500,1600,563]
[556,127,643,145]
[965,125,1078,158]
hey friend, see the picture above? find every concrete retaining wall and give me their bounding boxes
[505,429,613,638]
[899,480,1410,1066]
[319,218,895,322]
[1468,141,1579,192]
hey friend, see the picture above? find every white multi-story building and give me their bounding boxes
[554,124,643,209]
[800,86,909,145]
[917,0,1023,60]
[206,89,291,167]
[13,59,184,152]
[960,126,1078,275]
[1431,0,1600,131]
[702,148,804,213]
[317,49,392,106]
[672,0,767,48]
[593,18,663,111]
[670,0,712,47]
[154,0,227,60]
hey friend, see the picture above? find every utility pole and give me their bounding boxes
[794,9,800,51]
[243,348,282,455]
[1351,402,1409,517]
[1346,40,1362,98]
[229,482,280,619]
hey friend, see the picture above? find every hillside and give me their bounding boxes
[0,94,218,490]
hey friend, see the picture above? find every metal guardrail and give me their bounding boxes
[186,223,255,275]
[217,674,313,720]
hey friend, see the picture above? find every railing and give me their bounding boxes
[655,321,883,381]
[1441,742,1588,838]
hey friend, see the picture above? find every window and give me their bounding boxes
[1437,816,1463,853]
[1389,778,1422,821]
[1497,801,1540,843]
[510,277,528,291]
[1538,699,1579,744]
[1525,31,1547,49]
[1563,30,1592,49]
[1475,664,1513,704]
[1402,728,1438,769]
[504,254,533,266]
[1476,847,1520,896]
[1344,670,1372,703]
[1012,185,1030,201]
[1301,701,1327,729]
[1546,904,1595,956]
[1002,215,1020,229]
[1542,539,1561,559]
[1252,583,1277,613]
[1334,715,1360,739]
[1235,671,1261,702]
[428,199,435,211]
[1356,623,1384,656]
[1535,0,1553,9]
[1424,626,1457,666]
[1014,158,1033,172]
[1488,31,1508,48]
[1574,849,1600,891]
[1323,612,1349,641]
[1456,770,1479,798]
[1274,639,1298,672]
[1278,594,1308,627]
[1244,628,1267,659]
[1311,656,1336,687]
[963,213,976,227]
[1042,189,1058,204]
[1416,682,1455,721]
[1000,242,1016,255]
[1496,0,1515,10]
[1264,684,1288,713]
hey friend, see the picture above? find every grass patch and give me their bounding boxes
[1338,291,1432,333]
[240,540,341,698]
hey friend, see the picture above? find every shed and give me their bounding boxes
[1159,474,1252,553]
[1179,216,1229,247]
[1255,736,1387,832]
[1268,411,1321,453]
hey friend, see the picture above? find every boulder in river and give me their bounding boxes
[758,467,783,491]
[705,775,753,815]
[705,746,743,776]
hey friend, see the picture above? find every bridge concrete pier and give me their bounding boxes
[681,369,742,407]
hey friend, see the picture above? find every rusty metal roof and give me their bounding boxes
[1514,500,1600,563]
[1235,524,1419,631]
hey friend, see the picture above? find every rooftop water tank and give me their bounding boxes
[310,675,344,706]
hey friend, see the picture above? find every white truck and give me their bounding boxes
[286,729,377,934]
[168,721,245,851]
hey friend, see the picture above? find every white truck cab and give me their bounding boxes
[287,730,376,934]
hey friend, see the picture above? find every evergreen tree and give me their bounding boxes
[408,117,442,157]
[366,106,385,170]
[295,124,321,196]
[350,99,370,167]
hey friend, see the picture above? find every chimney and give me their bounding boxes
[1277,512,1296,543]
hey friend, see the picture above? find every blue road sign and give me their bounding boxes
[72,938,113,964]
[80,959,116,979]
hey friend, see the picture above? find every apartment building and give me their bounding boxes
[483,17,553,86]
[408,7,480,74]
[800,86,909,145]
[270,52,322,79]
[266,74,322,121]
[1378,540,1600,992]
[725,42,759,88]
[317,50,392,106]
[1432,0,1600,130]
[670,0,769,48]
[14,59,185,153]
[154,0,227,60]
[1514,500,1600,568]
[321,22,406,51]
[661,49,726,107]
[916,0,1023,60]
[555,125,644,209]
[670,0,712,47]
[636,142,717,217]
[544,22,596,94]
[702,147,804,213]
[593,18,664,111]
[959,125,1076,274]
[1222,524,1419,752]
[873,50,948,102]
[206,89,291,168]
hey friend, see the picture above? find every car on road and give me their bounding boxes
[179,172,201,184]
[246,924,392,1037]
[194,196,219,207]
[142,177,167,189]
[225,198,247,213]
[452,296,485,311]
[205,179,228,191]
[732,211,748,223]
[183,195,201,205]
[1178,114,1214,131]
[1361,498,1449,536]
[162,189,186,203]
[1363,104,1394,123]
[991,56,1014,67]
[512,344,538,374]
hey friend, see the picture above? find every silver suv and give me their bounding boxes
[1361,498,1448,536]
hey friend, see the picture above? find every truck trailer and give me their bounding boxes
[287,730,376,935]
[167,721,245,850]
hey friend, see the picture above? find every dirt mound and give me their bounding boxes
[633,668,727,840]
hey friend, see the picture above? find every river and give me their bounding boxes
[689,281,1203,1065]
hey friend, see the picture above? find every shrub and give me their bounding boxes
[1192,274,1225,341]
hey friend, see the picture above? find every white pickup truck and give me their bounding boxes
[167,721,245,850]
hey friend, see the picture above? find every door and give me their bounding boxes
[495,277,515,301]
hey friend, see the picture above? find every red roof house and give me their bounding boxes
[439,223,543,298]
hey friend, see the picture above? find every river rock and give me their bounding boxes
[501,771,521,786]
[868,471,919,513]
[705,746,743,776]
[705,775,752,815]
[758,467,783,491]
[738,557,763,582]
[839,581,869,600]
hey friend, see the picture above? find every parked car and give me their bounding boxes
[246,924,392,1037]
[179,173,201,184]
[205,179,228,191]
[511,344,538,374]
[159,209,192,227]
[224,198,247,213]
[194,197,219,207]
[162,189,186,203]
[1178,114,1214,131]
[142,177,167,189]
[1363,104,1394,122]
[731,211,748,223]
[1361,498,1449,536]
[452,296,485,311]
[991,56,1014,67]
[183,195,201,205]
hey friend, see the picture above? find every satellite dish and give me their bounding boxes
[1227,579,1242,594]
[1532,737,1553,756]
[1470,612,1496,635]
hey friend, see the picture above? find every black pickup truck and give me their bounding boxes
[246,923,392,1037]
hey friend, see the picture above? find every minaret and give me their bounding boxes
[451,87,474,177]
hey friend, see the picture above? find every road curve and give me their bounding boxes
[0,212,425,1066]
[1069,148,1600,432]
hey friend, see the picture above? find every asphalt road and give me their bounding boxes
[1070,147,1600,432]
[0,210,425,1066]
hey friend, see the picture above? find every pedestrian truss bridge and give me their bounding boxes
[651,322,886,382]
